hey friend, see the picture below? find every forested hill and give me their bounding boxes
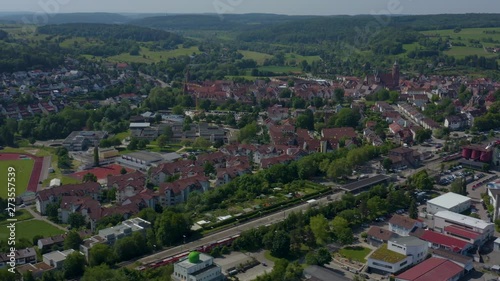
[236,13,500,44]
[0,12,131,25]
[37,23,184,43]
[129,13,315,31]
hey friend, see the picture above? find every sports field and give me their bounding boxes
[0,158,34,199]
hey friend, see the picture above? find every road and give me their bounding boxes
[137,191,344,265]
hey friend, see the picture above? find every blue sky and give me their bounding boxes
[1,0,500,15]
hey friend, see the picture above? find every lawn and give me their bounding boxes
[369,244,406,263]
[0,219,64,243]
[0,158,34,198]
[339,246,372,263]
[444,46,496,59]
[0,209,33,226]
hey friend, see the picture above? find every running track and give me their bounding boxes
[0,152,43,193]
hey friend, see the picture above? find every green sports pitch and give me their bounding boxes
[0,159,34,199]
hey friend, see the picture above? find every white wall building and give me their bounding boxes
[368,236,428,274]
[172,252,223,281]
[42,249,76,269]
[426,192,471,215]
[434,211,494,245]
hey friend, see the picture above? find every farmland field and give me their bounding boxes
[85,45,201,64]
[421,27,500,58]
[239,50,273,65]
[0,158,34,198]
[258,65,302,73]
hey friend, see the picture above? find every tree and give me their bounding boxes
[316,247,332,265]
[172,105,184,115]
[271,231,290,258]
[127,138,139,150]
[331,217,354,245]
[203,162,215,176]
[409,198,418,219]
[156,210,192,247]
[310,214,330,245]
[63,252,86,279]
[157,134,168,148]
[120,167,127,175]
[93,146,99,167]
[192,137,211,149]
[415,129,432,143]
[450,178,467,195]
[82,173,97,183]
[296,109,314,130]
[46,202,60,222]
[32,234,44,246]
[382,158,393,171]
[334,88,345,104]
[64,231,83,250]
[89,244,114,267]
[68,213,86,229]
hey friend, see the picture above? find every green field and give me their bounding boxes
[0,158,34,198]
[0,219,64,243]
[285,53,322,65]
[88,45,201,64]
[0,209,34,226]
[258,65,302,73]
[239,50,273,65]
[421,27,500,59]
[339,246,372,263]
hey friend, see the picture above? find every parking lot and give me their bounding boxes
[214,250,274,281]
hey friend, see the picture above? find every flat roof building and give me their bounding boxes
[172,252,223,281]
[434,211,494,245]
[426,192,471,215]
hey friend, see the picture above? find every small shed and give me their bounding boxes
[494,237,500,252]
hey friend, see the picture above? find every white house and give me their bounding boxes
[367,236,428,274]
[172,252,223,281]
[426,192,471,215]
[389,215,423,236]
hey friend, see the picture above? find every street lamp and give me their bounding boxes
[183,235,186,244]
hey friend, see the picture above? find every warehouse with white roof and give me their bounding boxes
[434,210,494,245]
[426,192,471,215]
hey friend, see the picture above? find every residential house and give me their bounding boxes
[107,171,147,203]
[444,114,468,131]
[0,248,37,269]
[36,182,101,215]
[389,215,424,236]
[159,176,210,206]
[388,147,421,168]
[367,226,399,247]
[42,249,77,269]
[80,218,151,259]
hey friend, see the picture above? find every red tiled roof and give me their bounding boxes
[389,214,420,230]
[37,182,101,201]
[444,225,481,240]
[420,230,470,252]
[322,127,357,140]
[396,257,463,281]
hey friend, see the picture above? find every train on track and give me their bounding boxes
[136,234,240,271]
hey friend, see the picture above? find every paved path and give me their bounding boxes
[137,191,343,265]
[38,155,52,191]
[24,206,67,232]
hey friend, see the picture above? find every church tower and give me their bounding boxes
[392,60,400,88]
